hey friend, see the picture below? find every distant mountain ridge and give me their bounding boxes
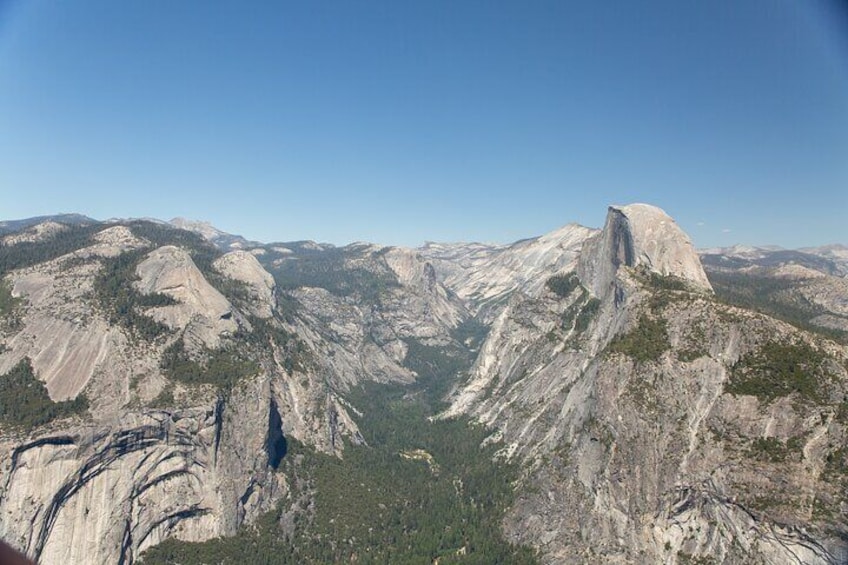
[6,212,844,265]
[700,244,848,278]
[0,214,95,235]
[1,207,847,564]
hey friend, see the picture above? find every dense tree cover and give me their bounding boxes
[236,315,314,374]
[726,340,831,403]
[451,318,489,352]
[260,246,399,302]
[160,338,259,389]
[546,272,580,298]
[574,297,600,333]
[141,386,538,564]
[707,270,847,343]
[141,338,538,565]
[748,436,803,463]
[639,270,689,292]
[0,279,19,317]
[126,221,221,272]
[0,359,88,429]
[402,338,476,411]
[0,223,103,277]
[93,249,175,340]
[608,314,670,363]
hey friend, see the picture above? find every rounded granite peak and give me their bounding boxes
[579,202,712,297]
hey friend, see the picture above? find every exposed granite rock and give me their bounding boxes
[1,208,845,565]
[578,203,712,299]
[212,250,277,318]
[0,236,141,401]
[447,206,846,564]
[1,222,68,246]
[135,246,236,348]
[0,375,287,565]
[421,224,596,319]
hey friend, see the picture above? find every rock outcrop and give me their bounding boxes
[135,246,237,348]
[421,223,596,320]
[212,251,277,319]
[0,232,147,402]
[0,222,371,563]
[445,204,847,563]
[1,209,846,565]
[0,376,286,564]
[578,203,712,299]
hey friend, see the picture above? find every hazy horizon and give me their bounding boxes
[2,208,846,251]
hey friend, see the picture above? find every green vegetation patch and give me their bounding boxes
[0,359,88,429]
[631,268,694,311]
[237,316,314,374]
[748,436,803,463]
[824,446,848,486]
[641,270,689,292]
[608,314,670,363]
[94,249,175,340]
[0,278,23,331]
[403,338,476,411]
[554,292,601,344]
[0,223,103,277]
[141,315,537,565]
[0,278,21,318]
[546,272,581,298]
[708,270,847,343]
[452,317,490,351]
[677,324,708,362]
[725,341,830,403]
[676,552,716,565]
[160,338,259,389]
[262,245,399,302]
[141,381,538,565]
[574,297,600,333]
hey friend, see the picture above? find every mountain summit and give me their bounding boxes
[579,203,712,299]
[0,205,846,564]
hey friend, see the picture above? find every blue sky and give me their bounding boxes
[1,0,846,248]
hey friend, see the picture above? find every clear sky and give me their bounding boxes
[1,0,846,248]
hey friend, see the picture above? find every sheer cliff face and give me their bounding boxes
[0,379,286,565]
[578,204,712,300]
[1,207,847,565]
[447,204,848,564]
[0,222,466,564]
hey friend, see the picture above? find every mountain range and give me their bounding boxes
[0,204,846,564]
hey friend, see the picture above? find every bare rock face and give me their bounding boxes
[88,225,149,257]
[0,224,392,564]
[700,244,848,335]
[579,204,712,299]
[212,251,277,318]
[135,246,236,348]
[422,224,596,319]
[382,247,467,341]
[0,375,288,565]
[447,205,846,564]
[2,210,846,565]
[0,232,147,401]
[289,286,416,389]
